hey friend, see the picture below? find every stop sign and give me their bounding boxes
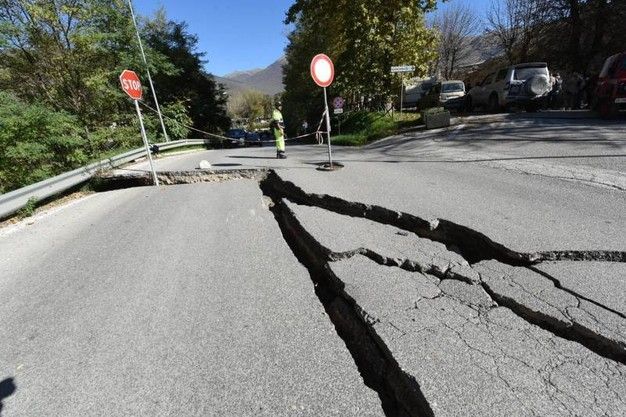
[310,54,334,88]
[119,70,143,100]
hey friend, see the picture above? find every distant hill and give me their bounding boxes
[460,33,504,68]
[225,68,263,81]
[217,57,286,96]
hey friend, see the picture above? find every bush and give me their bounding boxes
[0,92,88,193]
[330,111,421,146]
[17,197,38,219]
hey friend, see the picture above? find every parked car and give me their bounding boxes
[245,131,262,146]
[420,80,466,110]
[594,52,626,118]
[225,128,247,147]
[259,130,273,144]
[466,63,552,113]
[403,77,438,108]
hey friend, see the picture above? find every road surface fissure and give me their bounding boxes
[259,180,435,417]
[85,170,626,368]
[261,171,626,265]
[92,169,268,191]
[314,231,626,366]
[259,171,625,365]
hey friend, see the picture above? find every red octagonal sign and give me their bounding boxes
[119,70,143,100]
[310,54,334,88]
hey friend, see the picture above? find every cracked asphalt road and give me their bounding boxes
[0,183,382,416]
[1,114,624,415]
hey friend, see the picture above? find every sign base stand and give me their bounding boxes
[316,161,344,172]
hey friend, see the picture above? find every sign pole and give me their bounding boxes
[311,54,335,169]
[134,100,160,186]
[400,75,404,115]
[323,87,333,168]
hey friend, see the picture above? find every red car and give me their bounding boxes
[594,52,626,117]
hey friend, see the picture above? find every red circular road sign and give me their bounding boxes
[310,54,334,88]
[119,70,143,100]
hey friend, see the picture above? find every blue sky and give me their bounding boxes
[132,0,491,77]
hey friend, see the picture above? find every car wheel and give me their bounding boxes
[488,94,500,113]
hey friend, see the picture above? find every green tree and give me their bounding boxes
[0,1,232,191]
[143,10,230,134]
[0,92,87,193]
[0,0,175,130]
[283,0,441,134]
[228,91,271,120]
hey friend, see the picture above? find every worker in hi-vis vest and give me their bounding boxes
[271,100,286,159]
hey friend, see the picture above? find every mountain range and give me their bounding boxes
[215,57,286,96]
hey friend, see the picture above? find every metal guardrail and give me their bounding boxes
[0,139,209,219]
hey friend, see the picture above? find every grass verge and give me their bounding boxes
[331,111,422,146]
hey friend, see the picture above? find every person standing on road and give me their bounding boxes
[271,100,287,159]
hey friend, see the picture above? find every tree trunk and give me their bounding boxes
[589,0,608,69]
[567,0,582,71]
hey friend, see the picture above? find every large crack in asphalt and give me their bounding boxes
[92,169,267,191]
[259,186,435,417]
[327,245,626,364]
[317,222,626,366]
[260,171,626,368]
[90,170,625,410]
[262,171,626,265]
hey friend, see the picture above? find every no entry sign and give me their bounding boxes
[119,70,143,100]
[310,54,334,88]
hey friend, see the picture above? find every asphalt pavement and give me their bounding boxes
[0,182,382,416]
[1,113,624,416]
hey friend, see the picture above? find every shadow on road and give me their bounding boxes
[228,156,279,160]
[0,378,16,415]
[339,153,626,164]
[210,163,243,167]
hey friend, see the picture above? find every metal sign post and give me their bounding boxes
[323,87,333,167]
[311,54,336,169]
[391,66,415,115]
[333,97,345,136]
[134,100,160,186]
[400,76,404,114]
[120,70,159,186]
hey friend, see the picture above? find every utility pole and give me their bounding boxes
[127,0,169,142]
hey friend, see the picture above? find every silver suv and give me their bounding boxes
[467,63,551,112]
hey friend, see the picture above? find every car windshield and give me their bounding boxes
[514,67,548,80]
[442,82,464,93]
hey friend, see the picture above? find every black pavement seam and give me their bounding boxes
[260,179,434,417]
[259,172,625,366]
[263,170,626,265]
[536,251,625,263]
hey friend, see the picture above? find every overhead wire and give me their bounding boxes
[139,101,329,144]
